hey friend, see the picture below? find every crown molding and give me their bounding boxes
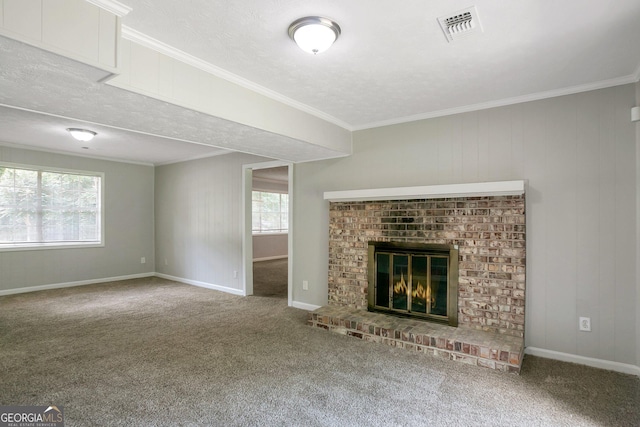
[354,74,640,131]
[0,141,154,167]
[84,0,132,17]
[120,26,353,131]
[109,24,640,134]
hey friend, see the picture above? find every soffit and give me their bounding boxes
[0,36,344,164]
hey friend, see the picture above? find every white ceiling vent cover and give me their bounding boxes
[438,6,483,42]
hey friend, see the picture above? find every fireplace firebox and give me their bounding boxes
[367,242,458,326]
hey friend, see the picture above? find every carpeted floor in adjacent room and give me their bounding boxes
[252,258,287,299]
[0,269,638,426]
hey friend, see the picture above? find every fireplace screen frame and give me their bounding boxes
[367,242,459,327]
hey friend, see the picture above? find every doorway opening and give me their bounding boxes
[252,166,289,298]
[242,162,292,305]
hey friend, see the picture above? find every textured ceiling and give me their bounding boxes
[0,37,345,164]
[1,0,639,165]
[122,0,640,128]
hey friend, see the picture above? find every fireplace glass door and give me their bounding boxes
[368,242,458,326]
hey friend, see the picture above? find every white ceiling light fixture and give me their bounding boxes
[66,128,97,141]
[288,16,341,55]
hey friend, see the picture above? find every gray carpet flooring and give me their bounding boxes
[252,258,287,298]
[1,275,638,427]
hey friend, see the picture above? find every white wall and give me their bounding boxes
[154,152,270,291]
[0,145,155,292]
[292,84,638,367]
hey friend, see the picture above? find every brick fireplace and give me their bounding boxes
[308,182,526,373]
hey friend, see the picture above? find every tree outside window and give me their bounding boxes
[0,164,102,247]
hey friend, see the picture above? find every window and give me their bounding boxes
[0,163,103,250]
[252,191,288,233]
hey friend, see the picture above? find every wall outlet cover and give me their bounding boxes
[579,317,591,332]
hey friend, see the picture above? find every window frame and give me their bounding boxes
[0,161,105,252]
[251,190,289,235]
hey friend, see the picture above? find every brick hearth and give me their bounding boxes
[308,306,524,372]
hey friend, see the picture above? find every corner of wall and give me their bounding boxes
[635,80,640,369]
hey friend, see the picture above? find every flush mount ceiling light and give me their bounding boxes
[288,16,341,55]
[66,128,97,142]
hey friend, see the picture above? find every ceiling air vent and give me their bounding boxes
[437,6,483,42]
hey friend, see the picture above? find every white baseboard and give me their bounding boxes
[291,300,322,311]
[155,273,245,296]
[525,347,640,377]
[0,273,155,296]
[0,272,246,298]
[253,255,288,262]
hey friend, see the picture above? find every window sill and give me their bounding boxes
[0,242,105,252]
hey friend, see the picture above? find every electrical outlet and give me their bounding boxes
[140,257,146,264]
[233,270,238,278]
[302,280,309,291]
[164,258,168,265]
[579,317,591,332]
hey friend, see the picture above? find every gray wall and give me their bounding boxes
[292,84,638,366]
[155,152,268,291]
[253,233,287,260]
[0,145,155,292]
[252,176,288,193]
[636,81,640,368]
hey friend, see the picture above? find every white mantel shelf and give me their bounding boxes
[323,180,526,202]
